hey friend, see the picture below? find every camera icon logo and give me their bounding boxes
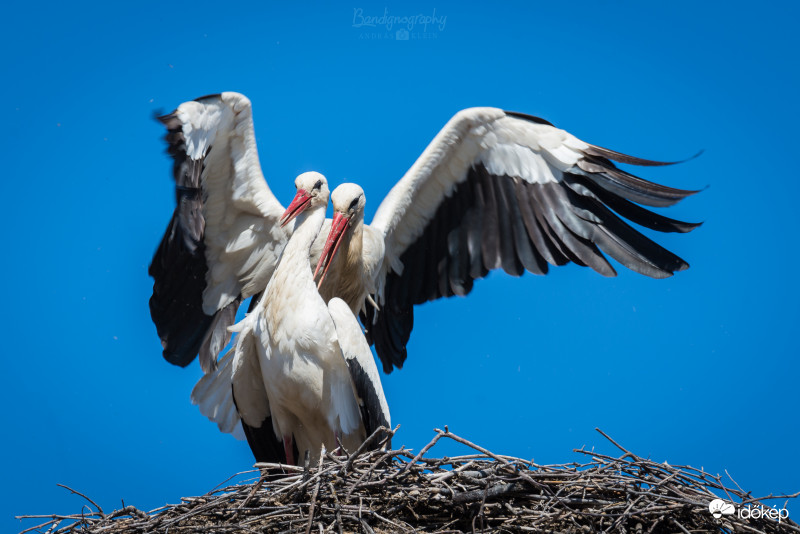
[396,29,409,40]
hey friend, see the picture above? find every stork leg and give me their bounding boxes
[283,435,295,465]
[333,431,344,456]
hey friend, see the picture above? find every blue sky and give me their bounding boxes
[3,1,799,531]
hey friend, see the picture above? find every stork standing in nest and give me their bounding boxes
[193,173,390,464]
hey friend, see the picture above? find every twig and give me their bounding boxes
[304,449,325,534]
[56,484,106,518]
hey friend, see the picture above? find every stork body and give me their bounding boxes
[193,173,390,464]
[257,177,361,462]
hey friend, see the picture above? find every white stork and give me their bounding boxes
[150,94,380,373]
[191,172,390,464]
[149,91,700,375]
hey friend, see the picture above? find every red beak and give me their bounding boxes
[280,189,312,227]
[314,211,351,288]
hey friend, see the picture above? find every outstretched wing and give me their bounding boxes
[149,92,290,372]
[328,298,391,446]
[366,107,701,373]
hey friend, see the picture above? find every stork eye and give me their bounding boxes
[349,197,360,210]
[313,180,323,190]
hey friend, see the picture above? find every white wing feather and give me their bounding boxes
[190,309,272,434]
[229,310,272,428]
[177,92,291,314]
[190,348,241,436]
[327,298,390,431]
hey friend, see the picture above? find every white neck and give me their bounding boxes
[275,203,327,285]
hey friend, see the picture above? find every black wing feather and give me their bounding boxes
[149,110,209,368]
[491,170,524,276]
[563,173,701,233]
[344,357,391,447]
[233,384,292,464]
[149,109,242,371]
[503,178,546,275]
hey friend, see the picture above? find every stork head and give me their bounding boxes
[280,172,329,227]
[314,183,366,285]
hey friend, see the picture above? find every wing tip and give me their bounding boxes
[502,110,555,127]
[679,220,704,233]
[673,258,691,273]
[379,351,406,374]
[194,93,223,103]
[585,144,705,168]
[153,108,175,125]
[162,348,196,368]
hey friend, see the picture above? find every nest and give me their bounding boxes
[18,427,799,534]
